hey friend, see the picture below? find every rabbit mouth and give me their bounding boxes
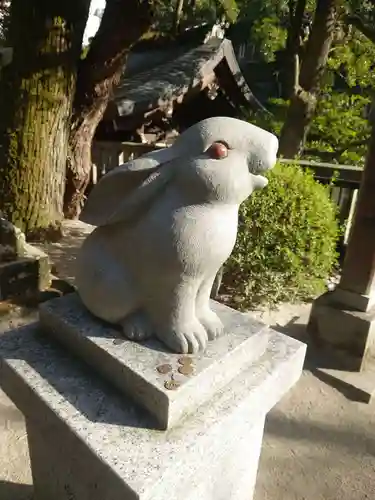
[251,173,268,190]
[249,162,273,176]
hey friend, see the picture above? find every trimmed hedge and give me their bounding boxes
[222,162,341,309]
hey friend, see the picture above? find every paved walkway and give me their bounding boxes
[0,221,374,500]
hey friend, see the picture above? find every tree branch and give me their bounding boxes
[345,14,375,44]
[304,138,369,161]
[64,0,154,218]
[74,0,153,117]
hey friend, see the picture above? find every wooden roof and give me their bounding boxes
[107,38,264,119]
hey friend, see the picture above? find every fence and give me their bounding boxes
[91,141,167,176]
[278,158,362,245]
[92,141,362,245]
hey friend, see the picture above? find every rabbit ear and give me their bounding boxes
[80,146,178,227]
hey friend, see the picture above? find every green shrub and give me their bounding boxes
[222,162,341,310]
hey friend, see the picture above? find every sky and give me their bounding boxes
[83,0,106,46]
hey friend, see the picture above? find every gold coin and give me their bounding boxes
[164,379,181,390]
[156,363,172,374]
[178,356,193,366]
[178,364,194,376]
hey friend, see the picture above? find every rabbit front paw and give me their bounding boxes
[198,309,224,340]
[156,319,208,354]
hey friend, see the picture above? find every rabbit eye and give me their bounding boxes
[207,141,229,160]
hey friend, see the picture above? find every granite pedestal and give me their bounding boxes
[0,294,306,500]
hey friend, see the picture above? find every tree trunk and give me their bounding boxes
[173,0,185,35]
[0,0,90,237]
[278,0,338,158]
[280,0,307,98]
[63,0,152,219]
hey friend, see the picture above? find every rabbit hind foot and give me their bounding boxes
[120,310,154,342]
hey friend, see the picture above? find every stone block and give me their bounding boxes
[308,291,375,371]
[0,217,51,301]
[0,258,40,301]
[0,251,50,302]
[332,287,375,313]
[39,293,271,429]
[23,242,51,291]
[0,216,26,262]
[0,321,305,500]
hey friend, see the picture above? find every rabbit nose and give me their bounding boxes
[267,149,277,169]
[260,136,279,172]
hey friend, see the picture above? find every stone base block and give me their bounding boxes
[308,291,375,403]
[0,320,305,500]
[27,410,265,500]
[332,287,375,313]
[308,291,375,371]
[0,243,50,301]
[39,293,271,429]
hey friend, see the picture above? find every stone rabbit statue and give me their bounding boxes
[76,117,278,354]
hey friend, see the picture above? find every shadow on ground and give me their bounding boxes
[270,315,372,403]
[265,413,375,456]
[255,372,375,500]
[0,481,33,500]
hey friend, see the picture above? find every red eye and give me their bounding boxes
[207,141,229,160]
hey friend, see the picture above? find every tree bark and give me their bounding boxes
[63,0,152,219]
[0,0,90,237]
[278,0,338,158]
